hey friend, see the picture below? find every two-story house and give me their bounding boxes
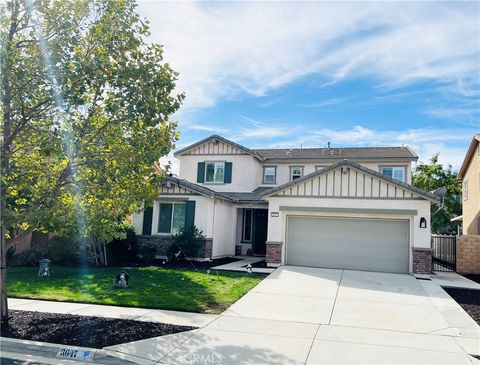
[132,135,440,275]
[458,134,480,235]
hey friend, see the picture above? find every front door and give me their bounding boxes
[253,209,268,255]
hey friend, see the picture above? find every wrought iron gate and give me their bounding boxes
[431,235,456,272]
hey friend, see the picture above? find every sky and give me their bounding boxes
[137,1,480,173]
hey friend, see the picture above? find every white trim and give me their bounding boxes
[380,166,406,182]
[157,201,186,235]
[204,161,226,184]
[242,208,253,242]
[289,166,304,181]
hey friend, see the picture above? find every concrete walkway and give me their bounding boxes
[431,270,480,290]
[8,298,217,328]
[211,256,276,274]
[105,266,480,364]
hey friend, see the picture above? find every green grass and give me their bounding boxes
[6,266,264,314]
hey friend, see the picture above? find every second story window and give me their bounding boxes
[205,162,225,183]
[263,167,276,184]
[463,180,468,200]
[290,166,303,181]
[381,166,405,182]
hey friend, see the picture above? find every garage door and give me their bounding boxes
[286,216,409,273]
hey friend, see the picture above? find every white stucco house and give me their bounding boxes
[132,135,440,275]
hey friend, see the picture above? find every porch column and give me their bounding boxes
[412,247,432,275]
[266,241,283,265]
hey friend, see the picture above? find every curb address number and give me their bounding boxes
[56,348,95,361]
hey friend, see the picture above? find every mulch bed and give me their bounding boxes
[1,310,196,349]
[244,260,276,269]
[128,257,240,270]
[443,287,480,325]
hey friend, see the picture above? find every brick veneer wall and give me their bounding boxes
[136,235,213,259]
[412,248,432,275]
[266,242,282,264]
[457,235,480,274]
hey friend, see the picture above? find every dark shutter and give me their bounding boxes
[224,162,232,183]
[142,206,153,235]
[185,201,196,231]
[197,162,205,183]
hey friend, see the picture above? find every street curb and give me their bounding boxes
[0,337,136,364]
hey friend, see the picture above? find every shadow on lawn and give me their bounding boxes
[6,266,254,313]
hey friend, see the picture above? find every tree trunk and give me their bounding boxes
[103,242,108,267]
[0,225,8,327]
[0,1,19,328]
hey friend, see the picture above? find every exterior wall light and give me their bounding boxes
[419,217,427,228]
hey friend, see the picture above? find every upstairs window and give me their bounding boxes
[205,162,225,183]
[463,180,468,200]
[290,166,303,181]
[263,167,276,184]
[381,166,405,182]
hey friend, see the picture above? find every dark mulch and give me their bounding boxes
[127,257,240,270]
[1,310,196,349]
[244,260,276,269]
[443,287,480,325]
[465,274,480,285]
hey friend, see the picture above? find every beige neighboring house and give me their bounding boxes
[132,135,441,275]
[458,134,480,235]
[456,134,480,274]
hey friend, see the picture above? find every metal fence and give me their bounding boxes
[431,235,456,272]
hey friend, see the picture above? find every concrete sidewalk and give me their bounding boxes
[8,298,218,328]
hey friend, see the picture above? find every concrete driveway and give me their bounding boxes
[106,266,480,364]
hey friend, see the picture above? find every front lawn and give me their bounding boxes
[7,266,263,314]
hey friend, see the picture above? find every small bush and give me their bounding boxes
[8,246,47,267]
[106,224,137,265]
[167,226,206,261]
[8,235,85,267]
[138,244,156,264]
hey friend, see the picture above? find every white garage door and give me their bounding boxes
[286,216,410,273]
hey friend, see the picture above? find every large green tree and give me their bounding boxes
[0,0,183,325]
[413,155,462,234]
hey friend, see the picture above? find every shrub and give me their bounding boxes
[7,235,85,267]
[106,224,137,265]
[138,244,156,264]
[167,226,206,261]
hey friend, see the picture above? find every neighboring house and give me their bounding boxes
[132,135,440,275]
[458,134,480,235]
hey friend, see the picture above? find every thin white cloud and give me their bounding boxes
[310,125,474,170]
[186,124,229,133]
[138,1,479,110]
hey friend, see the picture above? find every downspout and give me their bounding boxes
[211,197,216,258]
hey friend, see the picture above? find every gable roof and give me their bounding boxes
[173,134,417,161]
[261,159,440,203]
[253,146,417,161]
[173,135,264,160]
[162,176,268,204]
[162,176,234,202]
[459,134,480,179]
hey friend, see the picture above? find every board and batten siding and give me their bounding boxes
[273,166,419,199]
[159,183,199,196]
[181,140,249,156]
